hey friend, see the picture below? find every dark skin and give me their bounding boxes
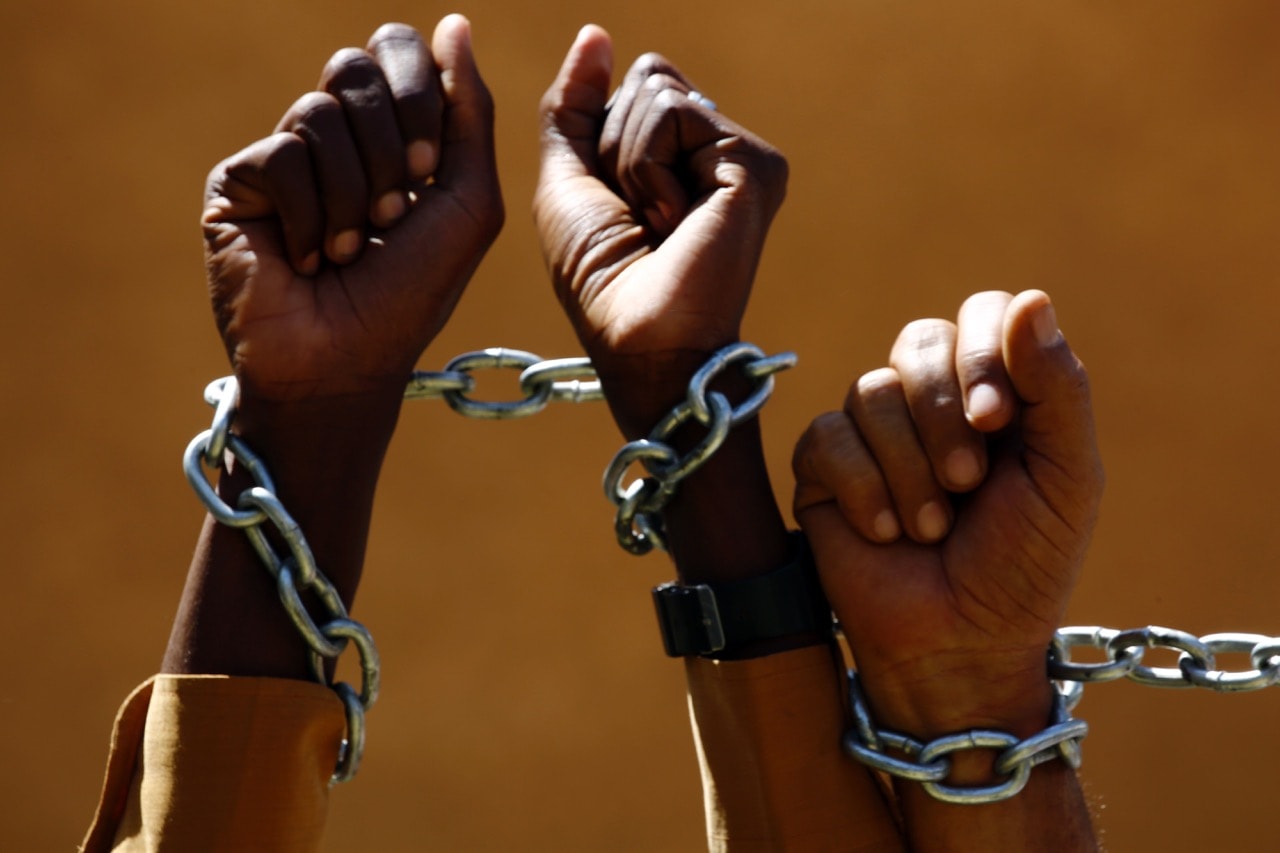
[161,15,1096,849]
[533,25,793,585]
[794,290,1103,851]
[534,25,907,850]
[163,15,502,678]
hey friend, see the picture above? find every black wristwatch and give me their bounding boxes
[651,532,834,658]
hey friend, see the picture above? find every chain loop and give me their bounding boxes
[187,380,380,785]
[404,370,473,400]
[918,731,1032,804]
[331,683,367,784]
[519,357,604,403]
[202,376,238,466]
[1049,626,1142,684]
[1181,632,1280,692]
[603,345,796,555]
[685,344,796,427]
[854,623,1280,804]
[186,345,785,781]
[845,671,1086,805]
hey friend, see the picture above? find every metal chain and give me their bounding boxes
[601,343,798,555]
[845,624,1280,804]
[844,671,1086,805]
[190,352,1280,803]
[405,347,603,417]
[1050,624,1280,696]
[183,376,380,785]
[181,344,791,780]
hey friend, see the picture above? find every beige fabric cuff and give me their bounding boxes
[82,674,345,853]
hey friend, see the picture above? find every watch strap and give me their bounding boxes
[651,532,833,658]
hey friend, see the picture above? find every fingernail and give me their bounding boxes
[375,191,407,225]
[407,140,437,178]
[944,447,981,488]
[333,229,362,261]
[917,502,949,541]
[300,251,321,276]
[873,510,901,542]
[1034,300,1062,348]
[967,382,1003,423]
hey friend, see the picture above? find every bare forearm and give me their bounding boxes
[163,391,401,678]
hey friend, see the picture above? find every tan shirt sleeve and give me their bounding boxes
[685,644,905,853]
[82,674,346,853]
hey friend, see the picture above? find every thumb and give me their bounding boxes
[538,24,613,185]
[430,15,499,198]
[1003,290,1104,512]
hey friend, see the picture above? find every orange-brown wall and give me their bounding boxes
[5,1,1279,850]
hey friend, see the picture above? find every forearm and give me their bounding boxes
[163,390,402,678]
[604,357,904,848]
[687,646,905,853]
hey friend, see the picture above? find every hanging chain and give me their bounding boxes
[844,624,1280,804]
[602,343,798,555]
[183,376,379,785]
[189,349,1280,801]
[183,343,791,781]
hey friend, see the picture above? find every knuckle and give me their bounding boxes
[290,91,342,125]
[898,318,951,350]
[962,289,1014,312]
[956,346,1002,381]
[631,52,673,77]
[853,367,902,404]
[793,411,848,472]
[367,22,419,49]
[261,131,308,169]
[746,145,788,205]
[808,410,850,446]
[892,319,955,374]
[760,146,789,188]
[323,47,379,87]
[640,73,685,107]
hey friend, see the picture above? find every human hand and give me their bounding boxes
[534,26,787,438]
[203,16,502,421]
[793,290,1103,740]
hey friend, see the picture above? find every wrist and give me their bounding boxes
[858,649,1055,741]
[233,386,404,487]
[589,343,742,440]
[663,421,789,582]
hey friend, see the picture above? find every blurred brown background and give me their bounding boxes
[4,0,1279,850]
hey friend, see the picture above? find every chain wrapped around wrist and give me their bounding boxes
[844,624,1280,804]
[600,342,797,555]
[183,376,380,785]
[843,670,1085,805]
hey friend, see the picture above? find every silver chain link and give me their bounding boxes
[602,343,798,555]
[183,376,379,785]
[845,624,1280,804]
[182,344,791,781]
[405,347,603,416]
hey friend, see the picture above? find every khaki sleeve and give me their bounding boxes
[82,674,346,853]
[685,644,905,853]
